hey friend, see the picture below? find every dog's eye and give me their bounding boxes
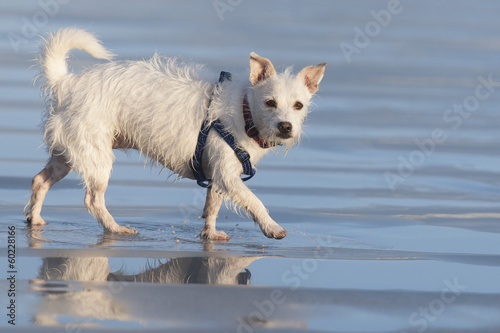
[294,101,303,110]
[265,100,277,108]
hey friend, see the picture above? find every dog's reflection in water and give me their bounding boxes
[39,256,256,284]
[32,256,259,326]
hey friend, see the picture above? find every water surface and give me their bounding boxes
[1,1,500,332]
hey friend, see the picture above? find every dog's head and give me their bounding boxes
[248,52,326,150]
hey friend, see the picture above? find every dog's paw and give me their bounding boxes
[26,215,47,226]
[200,227,230,241]
[112,225,138,234]
[261,223,287,239]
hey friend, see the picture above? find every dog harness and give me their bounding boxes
[191,71,268,188]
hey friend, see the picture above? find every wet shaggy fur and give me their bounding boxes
[25,28,326,240]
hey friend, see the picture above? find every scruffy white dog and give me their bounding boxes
[25,28,326,240]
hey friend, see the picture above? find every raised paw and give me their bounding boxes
[261,223,287,239]
[200,227,230,241]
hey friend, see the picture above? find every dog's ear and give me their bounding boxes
[249,52,276,85]
[297,63,327,94]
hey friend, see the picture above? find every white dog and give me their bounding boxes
[25,28,326,240]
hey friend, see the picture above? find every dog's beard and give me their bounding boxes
[266,132,299,154]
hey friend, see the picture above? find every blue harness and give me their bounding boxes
[190,71,256,188]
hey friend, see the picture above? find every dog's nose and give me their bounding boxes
[278,122,292,136]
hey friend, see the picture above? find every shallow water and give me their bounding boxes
[1,0,500,332]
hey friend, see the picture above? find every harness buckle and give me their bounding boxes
[235,148,251,164]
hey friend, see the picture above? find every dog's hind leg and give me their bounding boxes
[84,181,137,234]
[200,188,230,241]
[25,154,72,225]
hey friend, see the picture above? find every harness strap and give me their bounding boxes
[191,71,256,188]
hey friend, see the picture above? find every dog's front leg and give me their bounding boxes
[213,177,287,240]
[200,188,230,241]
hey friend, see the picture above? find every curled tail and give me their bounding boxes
[40,28,115,84]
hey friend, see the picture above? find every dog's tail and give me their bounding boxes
[39,28,115,84]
